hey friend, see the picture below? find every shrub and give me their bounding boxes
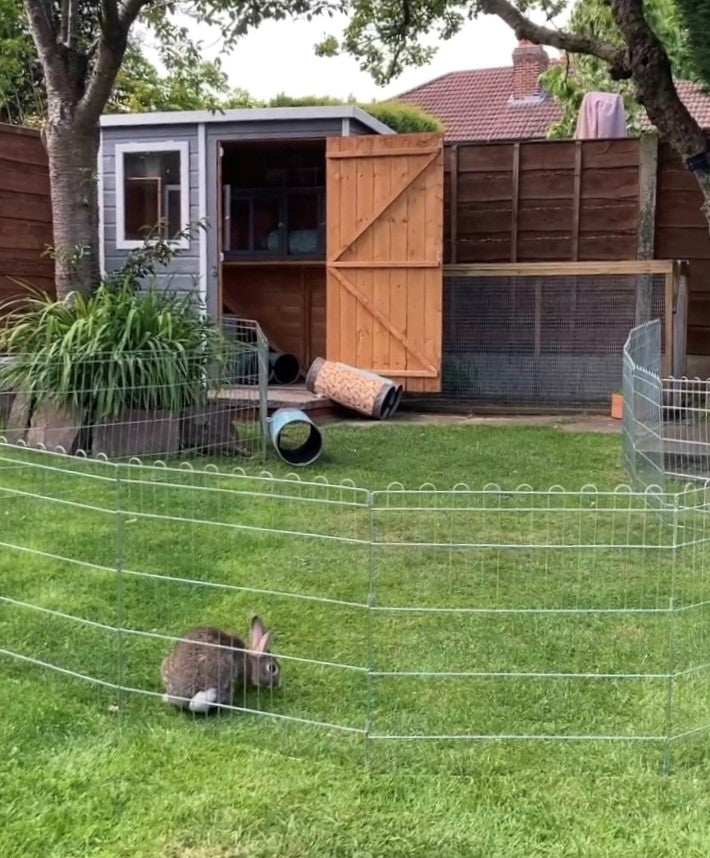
[358,101,443,133]
[0,276,226,418]
[265,93,443,133]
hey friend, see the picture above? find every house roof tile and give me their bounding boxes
[397,66,563,142]
[397,67,710,141]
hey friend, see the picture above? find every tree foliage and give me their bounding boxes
[0,0,258,122]
[107,44,258,114]
[0,0,42,123]
[541,0,699,138]
[675,0,710,87]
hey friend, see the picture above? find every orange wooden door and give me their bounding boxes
[325,132,444,392]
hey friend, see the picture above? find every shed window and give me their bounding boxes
[115,142,189,249]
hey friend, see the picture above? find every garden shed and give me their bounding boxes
[99,107,445,392]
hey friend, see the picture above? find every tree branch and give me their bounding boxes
[66,0,80,49]
[22,0,75,97]
[76,0,136,123]
[102,0,120,34]
[60,0,69,44]
[22,0,58,62]
[118,0,147,30]
[478,0,629,77]
[384,0,412,82]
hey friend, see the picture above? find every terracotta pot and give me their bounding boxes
[611,393,623,420]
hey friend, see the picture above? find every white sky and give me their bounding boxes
[190,13,560,102]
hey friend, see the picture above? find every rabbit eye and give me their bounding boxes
[266,662,277,673]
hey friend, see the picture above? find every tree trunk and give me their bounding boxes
[606,0,710,223]
[44,118,101,299]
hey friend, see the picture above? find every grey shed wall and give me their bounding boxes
[100,124,202,300]
[100,113,387,319]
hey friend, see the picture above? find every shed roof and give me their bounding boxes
[100,105,394,135]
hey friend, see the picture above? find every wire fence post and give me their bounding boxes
[115,467,125,718]
[365,490,375,768]
[256,326,269,461]
[663,492,680,775]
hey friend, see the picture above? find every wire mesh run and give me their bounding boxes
[1,443,710,770]
[0,317,269,462]
[435,271,665,408]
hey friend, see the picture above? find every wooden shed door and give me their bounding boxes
[326,132,444,392]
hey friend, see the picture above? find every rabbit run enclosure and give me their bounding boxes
[1,442,710,771]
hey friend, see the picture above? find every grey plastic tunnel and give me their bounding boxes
[268,407,323,466]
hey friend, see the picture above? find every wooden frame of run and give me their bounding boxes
[444,259,689,378]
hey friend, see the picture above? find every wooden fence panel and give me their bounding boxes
[443,136,710,356]
[0,124,54,308]
[654,142,710,356]
[446,138,641,266]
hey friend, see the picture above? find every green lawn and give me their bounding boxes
[2,423,710,858]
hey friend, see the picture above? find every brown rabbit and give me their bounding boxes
[160,615,280,714]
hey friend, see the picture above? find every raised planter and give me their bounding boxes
[0,390,16,428]
[180,401,243,454]
[92,410,180,458]
[3,391,32,444]
[26,401,84,453]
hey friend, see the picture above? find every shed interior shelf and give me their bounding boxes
[222,259,326,267]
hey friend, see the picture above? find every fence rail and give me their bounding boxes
[1,443,710,769]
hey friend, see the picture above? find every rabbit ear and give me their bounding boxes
[250,615,266,647]
[253,631,272,654]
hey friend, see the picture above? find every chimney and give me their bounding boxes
[511,39,549,100]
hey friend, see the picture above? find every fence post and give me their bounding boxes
[663,493,680,774]
[635,133,659,326]
[115,466,125,717]
[449,145,459,265]
[672,260,689,379]
[257,331,269,460]
[365,490,375,767]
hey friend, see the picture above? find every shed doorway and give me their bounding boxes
[218,132,446,392]
[219,139,327,373]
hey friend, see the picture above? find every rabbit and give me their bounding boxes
[160,615,280,714]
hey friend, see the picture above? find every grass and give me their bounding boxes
[2,422,710,857]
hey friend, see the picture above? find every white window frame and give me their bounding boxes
[115,140,190,251]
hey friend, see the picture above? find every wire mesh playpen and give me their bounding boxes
[1,444,709,770]
[623,318,710,487]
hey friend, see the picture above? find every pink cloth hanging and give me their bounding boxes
[574,92,627,139]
